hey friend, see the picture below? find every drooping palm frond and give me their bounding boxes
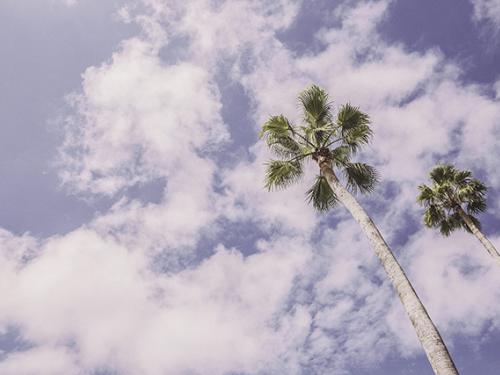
[466,199,487,214]
[439,212,463,236]
[423,204,446,228]
[337,104,372,153]
[306,175,338,211]
[343,162,378,194]
[264,160,303,191]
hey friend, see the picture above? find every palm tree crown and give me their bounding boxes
[417,164,487,236]
[260,85,378,211]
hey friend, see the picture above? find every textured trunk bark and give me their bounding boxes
[457,207,500,267]
[319,160,459,375]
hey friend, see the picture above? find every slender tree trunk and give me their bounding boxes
[456,207,500,267]
[318,160,459,375]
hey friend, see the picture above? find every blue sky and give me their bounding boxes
[1,0,500,374]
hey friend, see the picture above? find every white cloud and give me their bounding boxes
[59,37,227,196]
[2,0,500,374]
[0,229,312,375]
[471,0,500,32]
[0,347,81,375]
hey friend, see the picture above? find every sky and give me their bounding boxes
[0,0,500,374]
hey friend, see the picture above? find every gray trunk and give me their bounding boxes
[457,207,500,267]
[319,160,459,375]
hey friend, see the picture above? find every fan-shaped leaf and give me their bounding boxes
[260,115,293,140]
[267,134,302,159]
[264,160,303,191]
[330,145,351,167]
[417,184,434,204]
[306,175,338,212]
[343,162,378,194]
[423,204,446,228]
[439,213,462,236]
[299,85,332,129]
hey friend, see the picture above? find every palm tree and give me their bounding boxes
[417,164,500,266]
[260,85,458,375]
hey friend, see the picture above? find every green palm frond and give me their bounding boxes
[264,160,303,191]
[439,213,463,236]
[429,164,456,184]
[458,183,486,204]
[343,162,378,194]
[337,104,372,153]
[306,175,338,212]
[299,85,333,129]
[330,145,351,167]
[466,200,487,214]
[423,204,446,228]
[267,134,302,159]
[417,184,435,204]
[454,170,472,185]
[337,103,369,130]
[260,115,293,140]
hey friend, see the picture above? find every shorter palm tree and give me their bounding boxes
[417,164,500,266]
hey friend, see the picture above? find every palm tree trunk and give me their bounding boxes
[456,207,500,266]
[319,160,459,375]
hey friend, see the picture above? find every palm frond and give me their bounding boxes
[343,162,378,194]
[416,184,435,205]
[429,164,456,184]
[439,213,462,236]
[330,145,351,168]
[337,104,372,153]
[337,103,370,130]
[423,204,446,228]
[466,199,487,215]
[454,170,472,185]
[264,160,303,191]
[299,85,332,129]
[267,134,302,159]
[306,175,338,212]
[260,115,293,140]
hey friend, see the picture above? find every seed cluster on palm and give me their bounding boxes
[261,85,459,375]
[418,164,500,265]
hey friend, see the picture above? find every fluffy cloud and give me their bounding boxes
[2,0,500,374]
[0,347,81,375]
[471,0,500,32]
[0,229,312,375]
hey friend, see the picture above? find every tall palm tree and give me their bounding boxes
[260,85,458,375]
[417,164,500,266]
